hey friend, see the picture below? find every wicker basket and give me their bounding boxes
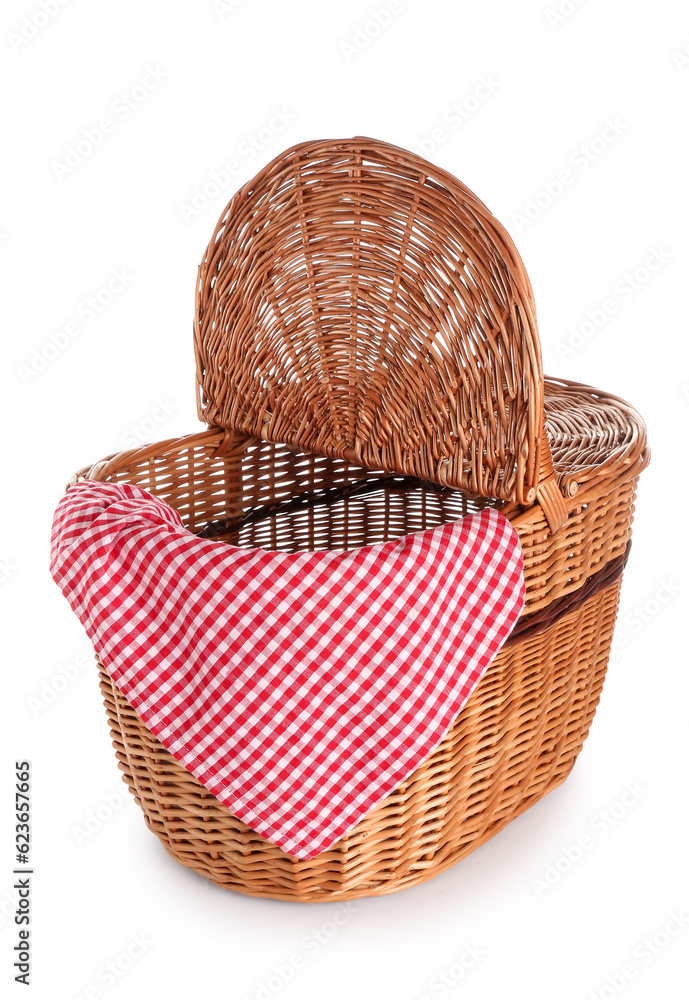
[71,137,649,902]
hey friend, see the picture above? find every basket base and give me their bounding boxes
[153,760,577,902]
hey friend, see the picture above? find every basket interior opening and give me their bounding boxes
[100,434,500,553]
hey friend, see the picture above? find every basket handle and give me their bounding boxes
[194,137,568,532]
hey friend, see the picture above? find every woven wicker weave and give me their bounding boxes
[71,138,649,901]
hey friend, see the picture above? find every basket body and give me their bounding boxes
[97,576,621,901]
[69,138,649,900]
[76,375,646,900]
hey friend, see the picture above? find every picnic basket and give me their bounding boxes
[70,137,649,901]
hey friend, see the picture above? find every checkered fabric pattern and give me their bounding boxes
[50,480,524,859]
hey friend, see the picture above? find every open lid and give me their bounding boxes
[194,136,565,522]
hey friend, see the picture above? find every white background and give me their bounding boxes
[2,1,688,998]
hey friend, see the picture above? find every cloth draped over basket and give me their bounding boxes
[50,479,525,859]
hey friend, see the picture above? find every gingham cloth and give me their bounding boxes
[50,480,524,859]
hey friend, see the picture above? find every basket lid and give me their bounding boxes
[194,136,550,506]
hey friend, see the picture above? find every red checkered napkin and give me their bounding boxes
[50,480,524,859]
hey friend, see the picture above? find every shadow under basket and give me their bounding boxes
[70,137,649,901]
